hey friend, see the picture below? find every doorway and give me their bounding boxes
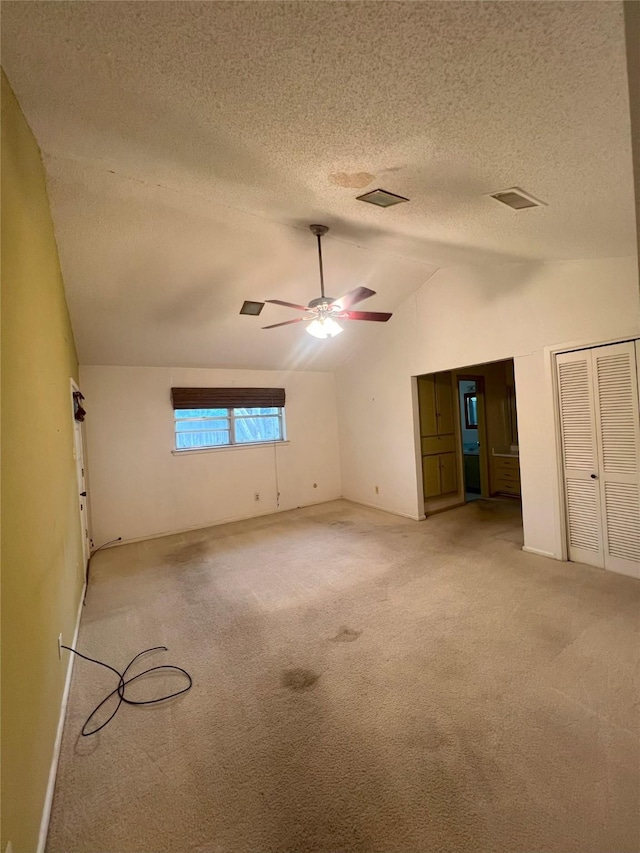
[417,358,521,517]
[457,376,485,502]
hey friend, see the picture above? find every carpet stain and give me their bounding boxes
[281,668,319,691]
[172,540,209,563]
[331,627,362,643]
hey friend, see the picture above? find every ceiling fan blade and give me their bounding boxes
[338,310,393,322]
[329,287,376,311]
[262,317,307,329]
[265,299,309,311]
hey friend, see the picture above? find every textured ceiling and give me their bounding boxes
[1,1,636,370]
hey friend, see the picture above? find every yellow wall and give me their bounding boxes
[1,70,84,853]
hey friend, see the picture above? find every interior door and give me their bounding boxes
[556,350,604,568]
[592,342,640,578]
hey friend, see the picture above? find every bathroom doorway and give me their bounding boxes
[458,375,487,502]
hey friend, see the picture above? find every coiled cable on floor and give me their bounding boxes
[61,645,192,736]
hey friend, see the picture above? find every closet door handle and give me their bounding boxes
[590,474,597,479]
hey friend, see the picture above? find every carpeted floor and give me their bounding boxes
[47,499,640,853]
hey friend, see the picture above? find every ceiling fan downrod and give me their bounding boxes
[310,224,329,300]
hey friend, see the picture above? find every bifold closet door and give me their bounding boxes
[592,342,640,578]
[557,341,640,578]
[557,350,604,568]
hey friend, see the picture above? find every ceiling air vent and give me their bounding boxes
[356,188,409,208]
[239,300,264,316]
[489,187,546,211]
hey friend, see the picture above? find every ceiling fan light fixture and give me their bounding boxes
[306,317,343,339]
[258,224,392,335]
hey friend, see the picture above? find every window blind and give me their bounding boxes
[171,387,285,410]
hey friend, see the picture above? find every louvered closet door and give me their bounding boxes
[557,351,604,568]
[592,342,640,579]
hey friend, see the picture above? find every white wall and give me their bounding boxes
[80,366,341,544]
[337,255,640,557]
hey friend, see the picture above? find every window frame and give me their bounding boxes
[173,406,286,452]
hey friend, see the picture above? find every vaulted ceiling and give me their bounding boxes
[1,1,636,370]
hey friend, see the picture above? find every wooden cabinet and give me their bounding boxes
[418,372,458,499]
[439,452,458,494]
[434,372,455,435]
[423,453,458,497]
[422,455,441,498]
[491,455,521,496]
[418,374,438,437]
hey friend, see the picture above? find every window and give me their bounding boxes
[171,386,286,451]
[174,407,285,450]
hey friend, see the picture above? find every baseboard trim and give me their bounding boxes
[343,498,425,522]
[37,583,85,853]
[522,546,560,560]
[94,496,345,548]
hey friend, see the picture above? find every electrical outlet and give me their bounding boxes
[375,485,379,494]
[254,492,260,501]
[58,633,63,659]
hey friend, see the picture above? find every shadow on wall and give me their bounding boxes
[286,214,539,271]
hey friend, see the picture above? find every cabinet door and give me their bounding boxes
[439,452,458,495]
[423,455,441,498]
[418,375,438,437]
[435,372,454,436]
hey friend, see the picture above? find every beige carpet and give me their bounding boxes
[47,499,640,853]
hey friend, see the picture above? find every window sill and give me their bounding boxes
[172,440,289,457]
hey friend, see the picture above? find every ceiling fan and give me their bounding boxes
[261,225,392,338]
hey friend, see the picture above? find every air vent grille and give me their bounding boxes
[356,188,409,208]
[489,187,546,211]
[239,300,265,316]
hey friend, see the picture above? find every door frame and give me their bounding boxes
[548,333,640,563]
[70,378,91,568]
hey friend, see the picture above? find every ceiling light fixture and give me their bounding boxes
[356,188,409,208]
[306,316,344,339]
